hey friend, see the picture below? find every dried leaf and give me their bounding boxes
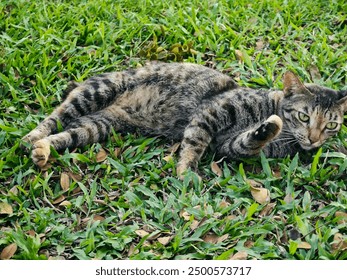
[167,142,180,153]
[0,243,17,260]
[52,195,65,205]
[297,242,311,250]
[255,40,265,50]
[211,161,223,176]
[180,210,191,221]
[249,180,270,204]
[0,202,13,215]
[335,211,347,224]
[69,172,82,182]
[93,215,105,222]
[162,154,173,162]
[259,202,276,217]
[189,219,200,231]
[203,233,220,244]
[235,49,244,61]
[158,236,172,245]
[60,172,70,191]
[135,229,150,238]
[9,186,18,196]
[244,240,254,248]
[59,201,72,207]
[217,234,229,243]
[332,233,347,252]
[219,200,230,209]
[96,148,107,162]
[226,214,237,221]
[113,147,122,158]
[230,251,248,260]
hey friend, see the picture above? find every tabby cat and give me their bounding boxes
[23,62,347,177]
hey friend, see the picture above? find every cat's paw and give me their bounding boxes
[22,130,45,145]
[254,115,283,141]
[176,164,202,182]
[32,139,51,168]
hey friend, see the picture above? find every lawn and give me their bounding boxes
[0,0,347,260]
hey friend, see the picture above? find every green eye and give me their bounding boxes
[298,112,310,123]
[326,122,338,130]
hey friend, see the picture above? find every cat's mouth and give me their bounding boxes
[299,141,322,151]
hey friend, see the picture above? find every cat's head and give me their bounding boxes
[281,71,347,150]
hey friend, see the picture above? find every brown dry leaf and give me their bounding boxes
[179,210,191,221]
[60,172,70,191]
[157,236,172,246]
[297,242,311,250]
[226,214,237,221]
[211,161,223,177]
[127,244,139,257]
[96,148,107,162]
[249,181,270,204]
[9,186,18,196]
[167,142,180,153]
[93,215,105,222]
[244,240,254,248]
[255,40,265,50]
[0,243,17,260]
[162,154,173,162]
[203,233,220,244]
[113,147,122,158]
[59,201,71,207]
[335,211,347,224]
[189,219,200,231]
[52,195,65,205]
[135,229,150,238]
[0,202,13,215]
[259,202,276,217]
[217,234,229,243]
[332,233,347,252]
[230,251,248,260]
[219,200,230,209]
[235,49,244,61]
[69,172,82,182]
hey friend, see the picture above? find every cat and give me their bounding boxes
[22,62,347,178]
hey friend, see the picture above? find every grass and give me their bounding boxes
[0,0,347,260]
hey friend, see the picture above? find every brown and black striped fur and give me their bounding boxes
[23,62,347,177]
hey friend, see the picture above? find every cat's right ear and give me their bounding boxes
[283,71,312,97]
[337,91,347,112]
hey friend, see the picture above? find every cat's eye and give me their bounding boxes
[326,122,338,130]
[298,112,310,123]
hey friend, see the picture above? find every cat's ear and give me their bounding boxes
[283,71,312,97]
[337,92,347,112]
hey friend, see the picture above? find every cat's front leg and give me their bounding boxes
[177,119,213,179]
[224,115,283,158]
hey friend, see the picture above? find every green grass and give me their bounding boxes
[1,0,347,260]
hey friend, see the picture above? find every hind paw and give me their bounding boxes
[32,139,51,168]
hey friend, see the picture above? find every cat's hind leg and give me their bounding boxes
[30,106,129,168]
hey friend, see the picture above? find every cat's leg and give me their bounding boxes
[177,118,213,178]
[23,76,124,144]
[222,115,283,158]
[30,106,128,168]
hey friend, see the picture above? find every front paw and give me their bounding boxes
[253,115,282,141]
[176,163,202,182]
[32,139,51,168]
[22,130,45,145]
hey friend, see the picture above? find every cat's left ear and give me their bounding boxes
[337,91,347,112]
[283,71,313,97]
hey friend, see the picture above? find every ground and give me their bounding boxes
[0,0,346,260]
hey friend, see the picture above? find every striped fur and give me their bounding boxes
[23,62,347,177]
